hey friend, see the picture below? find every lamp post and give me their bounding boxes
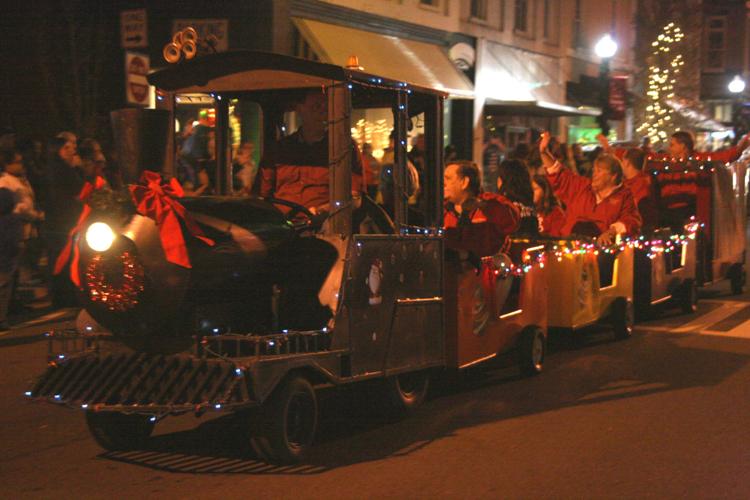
[729,75,746,142]
[595,34,618,137]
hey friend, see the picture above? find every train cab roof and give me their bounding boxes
[148,49,449,108]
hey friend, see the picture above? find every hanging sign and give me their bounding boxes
[608,75,628,121]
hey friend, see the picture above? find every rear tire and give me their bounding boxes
[611,297,634,340]
[679,278,698,314]
[384,369,430,415]
[730,264,745,295]
[518,325,546,377]
[250,376,318,464]
[86,411,154,451]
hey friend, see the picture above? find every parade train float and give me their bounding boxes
[26,43,550,464]
[25,33,748,463]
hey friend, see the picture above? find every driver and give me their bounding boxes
[255,89,363,214]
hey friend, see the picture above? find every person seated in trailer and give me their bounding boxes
[621,147,658,234]
[669,130,750,163]
[531,174,565,237]
[496,159,538,236]
[255,88,362,215]
[443,160,519,258]
[539,131,641,246]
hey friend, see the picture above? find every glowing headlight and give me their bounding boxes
[85,222,115,252]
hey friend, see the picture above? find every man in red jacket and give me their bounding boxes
[540,132,641,245]
[443,160,519,257]
[255,89,362,213]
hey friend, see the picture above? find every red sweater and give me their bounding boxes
[547,167,642,237]
[539,205,565,237]
[444,193,520,257]
[624,171,658,233]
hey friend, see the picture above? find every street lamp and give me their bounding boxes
[595,34,618,136]
[728,75,746,94]
[728,75,746,141]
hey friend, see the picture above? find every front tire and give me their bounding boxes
[518,325,546,377]
[611,297,634,340]
[250,376,318,464]
[730,264,745,295]
[85,411,154,451]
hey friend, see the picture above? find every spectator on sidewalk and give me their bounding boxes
[0,187,23,331]
[43,134,84,308]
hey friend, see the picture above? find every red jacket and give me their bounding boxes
[624,171,658,233]
[444,193,520,257]
[547,167,641,237]
[539,205,565,237]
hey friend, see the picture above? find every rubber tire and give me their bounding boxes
[384,369,430,416]
[250,376,318,464]
[679,278,698,314]
[518,325,546,377]
[730,264,745,295]
[85,411,154,451]
[611,297,634,340]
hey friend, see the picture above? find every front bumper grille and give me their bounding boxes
[28,351,254,415]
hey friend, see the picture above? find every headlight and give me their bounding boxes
[85,222,116,252]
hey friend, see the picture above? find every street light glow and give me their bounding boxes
[728,75,746,94]
[595,34,618,59]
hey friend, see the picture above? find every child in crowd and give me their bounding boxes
[0,188,22,331]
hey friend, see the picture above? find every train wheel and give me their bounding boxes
[85,411,154,451]
[250,376,318,464]
[518,325,546,377]
[611,297,634,340]
[679,279,698,314]
[730,264,745,295]
[384,370,430,415]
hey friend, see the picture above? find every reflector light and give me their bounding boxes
[85,222,115,252]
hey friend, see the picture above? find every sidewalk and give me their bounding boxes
[0,308,79,347]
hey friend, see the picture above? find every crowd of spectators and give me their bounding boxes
[0,128,123,330]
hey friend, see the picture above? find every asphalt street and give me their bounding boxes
[2,284,750,498]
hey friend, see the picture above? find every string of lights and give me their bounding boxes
[636,22,685,145]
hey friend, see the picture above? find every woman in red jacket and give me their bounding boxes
[531,174,565,237]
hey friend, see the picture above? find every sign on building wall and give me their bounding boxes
[120,9,148,49]
[609,76,628,121]
[125,52,150,107]
[172,19,229,52]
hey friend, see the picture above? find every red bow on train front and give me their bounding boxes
[129,171,214,268]
[54,176,107,287]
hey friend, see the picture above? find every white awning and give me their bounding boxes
[477,40,566,108]
[293,18,474,99]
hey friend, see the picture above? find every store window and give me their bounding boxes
[704,17,726,72]
[470,0,488,21]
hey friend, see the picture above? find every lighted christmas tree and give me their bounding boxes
[636,22,685,145]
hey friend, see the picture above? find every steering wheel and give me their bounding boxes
[265,197,322,232]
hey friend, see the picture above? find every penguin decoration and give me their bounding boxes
[366,258,384,306]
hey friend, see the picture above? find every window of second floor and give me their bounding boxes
[704,16,726,72]
[542,0,559,44]
[470,0,488,21]
[514,0,531,36]
[419,0,440,9]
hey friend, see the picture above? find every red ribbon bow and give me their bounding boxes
[128,171,214,268]
[54,176,107,287]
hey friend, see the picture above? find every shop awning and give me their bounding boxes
[484,99,600,118]
[292,18,474,99]
[666,99,731,132]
